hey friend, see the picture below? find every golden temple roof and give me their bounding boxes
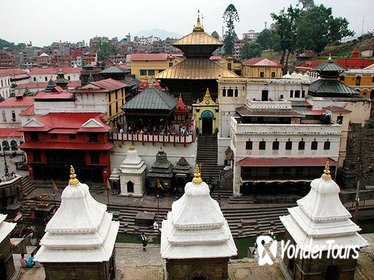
[173,31,222,46]
[156,59,238,80]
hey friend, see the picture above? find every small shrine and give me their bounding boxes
[0,214,16,280]
[35,166,119,280]
[161,165,237,280]
[192,88,219,135]
[174,94,189,125]
[173,157,192,196]
[280,163,368,280]
[55,69,69,89]
[147,148,174,195]
[118,143,146,196]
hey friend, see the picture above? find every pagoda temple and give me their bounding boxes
[280,163,367,280]
[35,166,119,280]
[147,148,174,195]
[0,214,16,280]
[157,12,238,104]
[161,165,237,279]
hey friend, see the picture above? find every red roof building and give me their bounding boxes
[19,112,113,183]
[241,57,283,78]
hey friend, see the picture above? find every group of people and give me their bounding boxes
[20,252,40,268]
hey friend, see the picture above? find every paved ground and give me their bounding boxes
[12,234,374,280]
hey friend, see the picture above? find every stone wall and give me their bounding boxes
[166,257,229,280]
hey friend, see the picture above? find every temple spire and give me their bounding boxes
[193,9,204,32]
[321,162,331,181]
[192,164,202,184]
[69,165,79,186]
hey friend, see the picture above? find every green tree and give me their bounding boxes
[223,4,239,55]
[295,5,354,53]
[256,29,281,51]
[97,37,117,61]
[241,43,262,60]
[211,31,220,40]
[271,6,301,70]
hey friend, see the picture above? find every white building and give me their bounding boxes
[0,69,30,99]
[161,165,237,279]
[28,67,81,83]
[35,166,119,279]
[280,164,367,279]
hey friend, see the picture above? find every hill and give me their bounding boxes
[323,34,374,58]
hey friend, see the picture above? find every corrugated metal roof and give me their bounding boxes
[308,79,357,97]
[314,60,346,72]
[100,66,128,74]
[156,59,238,80]
[123,87,177,111]
[173,31,222,46]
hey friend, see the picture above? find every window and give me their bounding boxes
[10,140,17,151]
[295,90,300,98]
[290,90,293,98]
[2,140,10,151]
[11,110,16,121]
[227,63,232,70]
[324,140,331,150]
[272,140,279,150]
[33,77,36,82]
[355,76,361,86]
[259,140,266,150]
[302,90,305,98]
[140,70,147,76]
[68,75,71,80]
[30,132,39,141]
[285,140,292,150]
[234,88,238,97]
[337,116,343,124]
[45,77,48,81]
[227,88,234,97]
[311,139,318,150]
[271,72,276,78]
[169,62,173,67]
[2,110,6,122]
[148,70,155,76]
[260,72,264,78]
[88,134,98,142]
[222,88,226,97]
[298,140,305,150]
[51,134,57,139]
[69,135,76,140]
[246,140,253,150]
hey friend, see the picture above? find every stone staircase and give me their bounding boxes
[21,176,36,197]
[196,135,223,183]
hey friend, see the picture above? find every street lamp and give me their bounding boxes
[2,149,9,178]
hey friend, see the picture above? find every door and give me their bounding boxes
[201,110,214,135]
[261,90,268,101]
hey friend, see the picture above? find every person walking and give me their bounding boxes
[141,232,148,251]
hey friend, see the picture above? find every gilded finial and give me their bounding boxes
[204,88,211,100]
[129,142,135,150]
[328,54,332,62]
[192,164,202,184]
[69,165,79,186]
[193,9,204,32]
[322,162,331,181]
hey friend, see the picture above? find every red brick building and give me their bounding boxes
[19,112,113,183]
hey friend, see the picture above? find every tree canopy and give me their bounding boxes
[241,43,262,60]
[223,4,239,56]
[97,37,118,61]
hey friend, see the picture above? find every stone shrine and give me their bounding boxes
[161,165,237,280]
[280,163,368,280]
[35,166,119,280]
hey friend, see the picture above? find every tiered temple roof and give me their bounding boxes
[147,148,174,179]
[35,166,119,262]
[280,164,367,249]
[161,165,237,259]
[119,143,146,175]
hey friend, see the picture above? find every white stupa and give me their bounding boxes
[119,143,146,196]
[0,214,16,244]
[280,163,368,250]
[161,165,237,259]
[35,166,119,263]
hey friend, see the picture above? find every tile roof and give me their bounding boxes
[100,66,129,74]
[29,67,82,75]
[239,157,336,167]
[0,128,23,138]
[20,112,110,133]
[34,90,74,100]
[308,79,357,97]
[242,57,282,67]
[91,78,126,91]
[156,59,238,80]
[129,53,169,61]
[0,68,29,78]
[19,105,34,116]
[123,87,177,111]
[0,96,34,107]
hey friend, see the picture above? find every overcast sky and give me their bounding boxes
[1,0,373,46]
